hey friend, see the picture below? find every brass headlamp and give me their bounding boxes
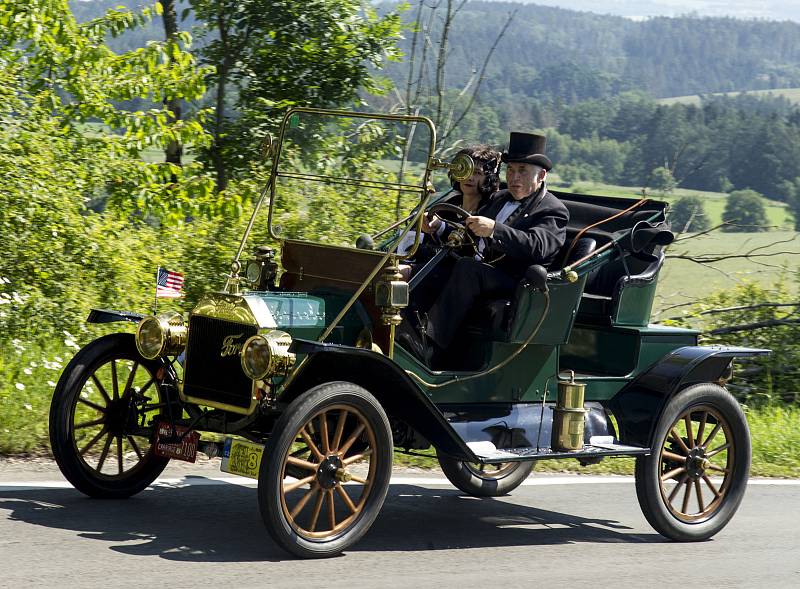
[240,330,296,380]
[135,312,187,360]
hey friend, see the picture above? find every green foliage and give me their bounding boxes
[650,166,676,194]
[722,190,770,232]
[668,195,710,232]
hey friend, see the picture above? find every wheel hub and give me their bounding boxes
[686,447,708,479]
[105,398,137,437]
[316,455,344,489]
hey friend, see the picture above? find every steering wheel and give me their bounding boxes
[426,202,479,254]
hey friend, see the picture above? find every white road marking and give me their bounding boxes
[0,475,797,492]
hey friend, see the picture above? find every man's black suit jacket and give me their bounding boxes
[477,187,569,278]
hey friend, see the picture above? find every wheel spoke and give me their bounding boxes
[299,427,324,461]
[684,414,695,447]
[670,428,691,455]
[349,473,370,485]
[668,473,689,502]
[91,374,111,404]
[336,484,357,514]
[707,442,731,458]
[80,427,108,456]
[111,360,119,400]
[662,450,687,462]
[331,409,348,453]
[287,455,319,472]
[702,474,722,499]
[696,411,708,447]
[707,463,729,474]
[661,466,686,482]
[681,479,692,513]
[116,436,124,475]
[122,361,139,400]
[327,489,336,530]
[338,422,366,457]
[694,479,705,512]
[127,435,144,460]
[704,422,722,448]
[137,377,155,398]
[309,489,325,532]
[75,417,106,430]
[343,448,373,466]
[96,433,114,472]
[78,397,107,414]
[319,411,330,455]
[290,485,317,518]
[285,474,316,493]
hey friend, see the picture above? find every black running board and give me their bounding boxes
[467,439,651,463]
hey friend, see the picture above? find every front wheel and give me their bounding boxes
[49,333,171,498]
[635,383,750,541]
[259,382,393,558]
[437,453,534,497]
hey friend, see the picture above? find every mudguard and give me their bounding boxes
[607,345,769,448]
[284,340,478,461]
[87,308,144,324]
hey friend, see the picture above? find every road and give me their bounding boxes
[0,459,798,588]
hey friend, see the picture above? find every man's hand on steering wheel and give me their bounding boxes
[465,215,495,237]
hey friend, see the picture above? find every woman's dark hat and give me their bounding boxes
[501,132,552,170]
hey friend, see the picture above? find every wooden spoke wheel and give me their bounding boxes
[49,334,172,498]
[635,383,750,541]
[437,452,534,497]
[259,382,392,558]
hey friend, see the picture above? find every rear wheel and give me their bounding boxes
[259,382,393,558]
[49,333,171,498]
[635,383,750,541]
[437,453,534,497]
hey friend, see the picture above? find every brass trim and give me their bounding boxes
[178,382,259,416]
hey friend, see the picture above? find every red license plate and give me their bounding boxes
[154,422,199,463]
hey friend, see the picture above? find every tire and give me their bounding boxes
[49,333,171,499]
[259,381,393,558]
[634,383,750,541]
[437,453,534,497]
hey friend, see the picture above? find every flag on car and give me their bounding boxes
[156,267,184,298]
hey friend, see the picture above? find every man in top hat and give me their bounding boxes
[416,131,569,360]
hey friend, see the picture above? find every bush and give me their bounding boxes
[721,189,769,232]
[650,166,676,194]
[668,195,710,232]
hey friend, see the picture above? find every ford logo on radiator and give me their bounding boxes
[220,333,245,357]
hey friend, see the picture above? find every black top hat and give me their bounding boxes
[501,132,552,171]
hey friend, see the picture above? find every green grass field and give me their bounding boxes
[657,87,800,107]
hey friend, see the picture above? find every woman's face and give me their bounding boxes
[459,167,486,197]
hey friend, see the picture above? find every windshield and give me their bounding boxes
[265,109,448,250]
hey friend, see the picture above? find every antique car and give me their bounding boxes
[49,108,767,558]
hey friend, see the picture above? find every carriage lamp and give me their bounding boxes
[135,312,187,360]
[240,330,296,380]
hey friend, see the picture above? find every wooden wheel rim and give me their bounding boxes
[464,461,518,480]
[657,404,734,523]
[70,357,159,479]
[279,403,378,541]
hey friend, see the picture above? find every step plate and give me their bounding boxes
[467,440,651,463]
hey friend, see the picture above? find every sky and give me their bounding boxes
[508,1,800,22]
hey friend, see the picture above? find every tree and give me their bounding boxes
[669,195,710,233]
[721,190,769,232]
[651,166,677,194]
[190,0,404,192]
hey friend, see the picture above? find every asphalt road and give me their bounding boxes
[0,460,798,589]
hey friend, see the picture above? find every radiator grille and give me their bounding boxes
[183,315,258,410]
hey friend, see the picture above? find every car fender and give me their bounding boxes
[283,340,477,461]
[87,308,145,324]
[607,345,769,448]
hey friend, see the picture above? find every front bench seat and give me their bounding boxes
[465,237,597,340]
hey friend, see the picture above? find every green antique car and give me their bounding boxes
[49,108,767,558]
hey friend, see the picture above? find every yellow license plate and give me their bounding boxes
[220,438,265,479]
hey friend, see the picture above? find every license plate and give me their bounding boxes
[220,437,264,479]
[154,422,199,463]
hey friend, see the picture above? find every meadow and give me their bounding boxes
[658,87,800,107]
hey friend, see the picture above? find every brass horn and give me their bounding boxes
[260,133,275,160]
[429,153,475,182]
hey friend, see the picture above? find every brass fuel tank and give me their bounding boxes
[552,370,587,451]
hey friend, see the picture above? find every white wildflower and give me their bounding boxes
[15,383,25,390]
[23,368,32,375]
[47,380,56,387]
[23,403,32,411]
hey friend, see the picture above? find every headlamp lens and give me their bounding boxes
[136,317,165,359]
[241,335,273,380]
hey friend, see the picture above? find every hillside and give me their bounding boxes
[659,88,800,106]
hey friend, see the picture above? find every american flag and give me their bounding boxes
[156,267,184,298]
